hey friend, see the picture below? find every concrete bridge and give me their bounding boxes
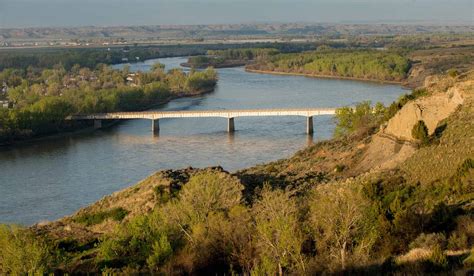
[67,108,337,134]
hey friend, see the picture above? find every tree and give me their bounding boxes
[334,101,385,137]
[412,120,429,144]
[159,171,245,271]
[170,171,244,227]
[308,182,378,270]
[252,185,306,275]
[151,62,166,72]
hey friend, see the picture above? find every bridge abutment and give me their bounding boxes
[228,118,235,133]
[306,116,313,135]
[152,119,160,134]
[94,120,102,129]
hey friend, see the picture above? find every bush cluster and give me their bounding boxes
[1,165,473,274]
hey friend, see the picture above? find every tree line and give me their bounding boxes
[186,48,280,68]
[0,63,217,143]
[0,42,322,71]
[248,49,411,82]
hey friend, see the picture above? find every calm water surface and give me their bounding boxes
[0,57,407,225]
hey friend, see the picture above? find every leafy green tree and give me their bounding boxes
[252,185,306,275]
[334,101,386,137]
[98,212,173,269]
[308,182,378,270]
[167,171,244,229]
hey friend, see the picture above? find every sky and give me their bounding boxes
[0,0,472,28]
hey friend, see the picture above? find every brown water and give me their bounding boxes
[0,57,408,225]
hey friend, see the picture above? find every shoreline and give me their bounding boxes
[180,61,247,69]
[0,88,215,148]
[245,68,406,85]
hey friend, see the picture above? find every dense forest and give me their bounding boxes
[0,63,217,143]
[248,49,411,82]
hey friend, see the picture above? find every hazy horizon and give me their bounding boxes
[0,0,472,28]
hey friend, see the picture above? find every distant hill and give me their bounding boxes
[1,23,473,43]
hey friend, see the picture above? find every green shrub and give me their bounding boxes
[74,207,129,226]
[154,185,171,204]
[411,120,429,144]
[447,69,459,78]
[146,235,173,268]
[334,164,346,173]
[98,212,172,268]
[0,225,53,274]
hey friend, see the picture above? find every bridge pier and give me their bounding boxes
[152,119,160,134]
[306,116,313,135]
[94,119,102,129]
[228,118,235,133]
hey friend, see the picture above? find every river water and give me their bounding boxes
[0,57,407,225]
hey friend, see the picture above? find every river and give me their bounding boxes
[0,57,407,225]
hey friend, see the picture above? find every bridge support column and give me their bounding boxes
[306,116,313,135]
[152,119,160,134]
[94,119,102,129]
[228,117,235,133]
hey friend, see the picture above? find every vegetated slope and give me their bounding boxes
[356,71,471,172]
[406,46,474,88]
[401,76,474,185]
[2,72,473,274]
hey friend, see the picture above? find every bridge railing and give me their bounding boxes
[66,108,337,134]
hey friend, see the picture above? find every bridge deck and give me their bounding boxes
[68,108,336,120]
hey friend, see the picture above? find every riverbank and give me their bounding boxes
[0,87,216,147]
[180,60,247,69]
[245,68,405,85]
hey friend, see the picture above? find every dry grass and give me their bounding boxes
[400,77,474,185]
[396,248,432,265]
